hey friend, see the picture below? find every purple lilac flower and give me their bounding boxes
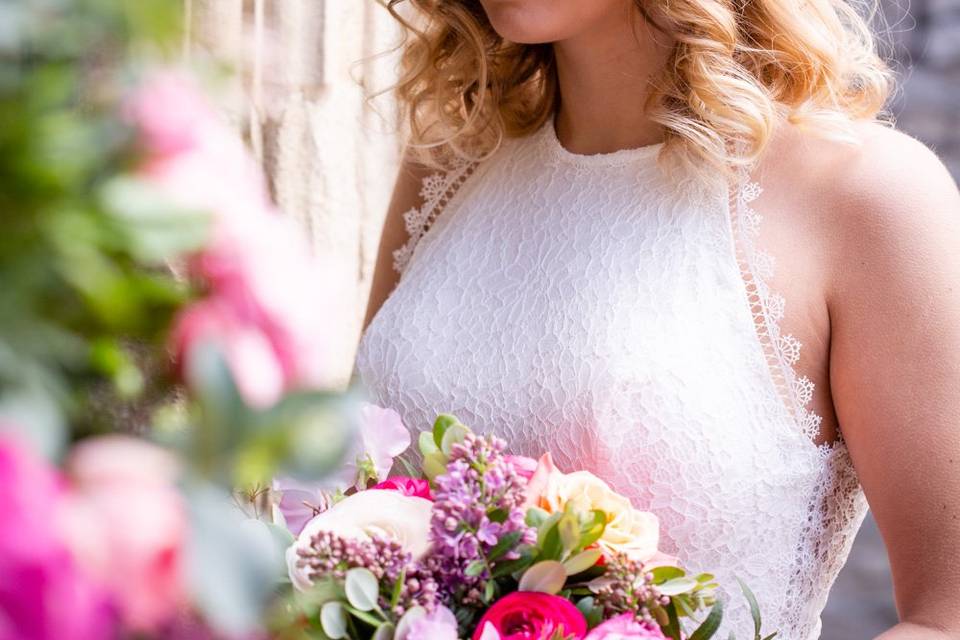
[427,432,535,606]
[296,530,438,616]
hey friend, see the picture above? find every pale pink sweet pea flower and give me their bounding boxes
[60,435,186,634]
[272,403,412,534]
[504,455,538,482]
[0,433,115,640]
[269,476,335,536]
[584,613,667,639]
[398,605,458,640]
[327,402,411,491]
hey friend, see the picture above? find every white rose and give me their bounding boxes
[286,489,433,591]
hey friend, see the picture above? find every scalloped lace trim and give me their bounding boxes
[729,177,840,459]
[391,160,478,275]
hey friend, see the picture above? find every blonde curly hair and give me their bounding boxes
[379,0,893,176]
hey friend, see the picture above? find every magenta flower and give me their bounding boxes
[60,435,186,633]
[372,476,432,500]
[0,434,115,640]
[473,592,587,640]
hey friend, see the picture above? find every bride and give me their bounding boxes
[351,0,960,637]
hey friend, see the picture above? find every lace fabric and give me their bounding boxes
[355,121,869,639]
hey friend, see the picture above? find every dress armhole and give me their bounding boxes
[728,172,830,454]
[391,158,479,275]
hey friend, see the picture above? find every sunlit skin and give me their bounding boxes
[361,4,960,638]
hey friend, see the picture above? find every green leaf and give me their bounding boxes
[418,431,439,457]
[320,602,348,639]
[661,602,683,640]
[488,530,524,562]
[423,451,449,481]
[651,566,686,584]
[579,510,607,548]
[344,605,383,627]
[344,568,380,612]
[538,523,563,561]
[537,513,563,548]
[562,549,602,576]
[484,579,496,603]
[658,576,699,596]
[558,514,580,553]
[518,560,566,594]
[688,599,724,640]
[390,567,407,610]
[440,422,469,457]
[525,507,549,528]
[432,414,461,447]
[465,560,487,577]
[735,576,762,640]
[372,622,395,640]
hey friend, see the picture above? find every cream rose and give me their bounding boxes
[526,454,664,564]
[286,489,433,591]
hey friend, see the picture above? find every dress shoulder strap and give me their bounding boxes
[391,157,479,275]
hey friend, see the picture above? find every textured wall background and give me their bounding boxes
[185,0,402,388]
[187,1,958,636]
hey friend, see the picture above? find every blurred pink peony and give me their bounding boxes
[60,435,186,633]
[583,613,667,639]
[0,433,115,640]
[371,476,432,500]
[472,592,587,640]
[127,69,337,408]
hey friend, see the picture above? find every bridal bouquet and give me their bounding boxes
[279,414,777,640]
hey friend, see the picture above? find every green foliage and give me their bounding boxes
[0,0,194,446]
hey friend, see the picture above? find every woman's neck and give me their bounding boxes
[552,9,674,155]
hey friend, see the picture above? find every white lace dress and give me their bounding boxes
[351,118,869,639]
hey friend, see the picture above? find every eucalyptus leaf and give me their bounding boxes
[562,549,602,576]
[518,560,566,594]
[558,514,580,553]
[320,602,348,640]
[658,576,699,596]
[440,423,469,457]
[344,567,380,612]
[372,622,395,640]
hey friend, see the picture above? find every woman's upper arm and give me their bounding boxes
[361,153,433,335]
[828,128,960,631]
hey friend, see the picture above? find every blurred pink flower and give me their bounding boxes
[61,435,186,634]
[127,69,336,408]
[0,433,115,640]
[583,613,667,639]
[171,296,287,408]
[371,476,432,500]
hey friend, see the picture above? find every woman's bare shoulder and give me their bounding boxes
[760,120,959,292]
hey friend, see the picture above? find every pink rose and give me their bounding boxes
[0,434,115,640]
[584,614,667,639]
[371,476,432,500]
[505,455,538,482]
[61,436,186,633]
[473,592,587,640]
